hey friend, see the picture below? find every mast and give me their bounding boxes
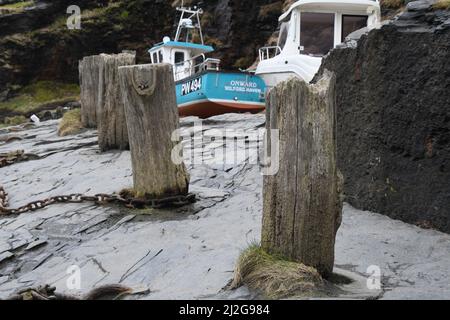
[174,1,204,44]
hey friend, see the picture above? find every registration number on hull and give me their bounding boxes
[181,77,202,96]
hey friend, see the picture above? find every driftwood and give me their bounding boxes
[261,71,343,277]
[118,64,189,198]
[2,284,133,300]
[79,55,103,128]
[97,53,135,151]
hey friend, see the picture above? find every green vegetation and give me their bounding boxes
[0,1,34,13]
[381,0,405,9]
[0,81,79,114]
[120,10,129,20]
[229,244,324,299]
[381,0,449,10]
[57,109,82,137]
[434,0,450,10]
[47,15,69,30]
[4,115,27,126]
[82,1,121,20]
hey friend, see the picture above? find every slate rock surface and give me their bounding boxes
[1,115,450,299]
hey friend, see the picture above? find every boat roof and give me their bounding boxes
[279,0,380,21]
[149,41,214,53]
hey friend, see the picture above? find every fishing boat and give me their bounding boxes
[256,0,381,88]
[148,5,266,118]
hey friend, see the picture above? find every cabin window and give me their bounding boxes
[174,51,185,64]
[194,55,204,73]
[158,50,163,63]
[300,12,335,56]
[342,15,368,42]
[277,22,289,50]
[152,52,158,64]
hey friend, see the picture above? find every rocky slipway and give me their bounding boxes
[1,114,450,299]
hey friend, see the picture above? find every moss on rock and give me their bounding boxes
[0,81,79,114]
[434,0,450,10]
[58,108,83,136]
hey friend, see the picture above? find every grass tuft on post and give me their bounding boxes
[229,244,324,299]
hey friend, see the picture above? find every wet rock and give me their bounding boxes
[392,0,450,32]
[73,215,108,235]
[316,11,450,233]
[406,0,434,12]
[37,111,53,122]
[25,239,48,251]
[0,251,13,264]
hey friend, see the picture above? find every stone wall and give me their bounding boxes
[316,1,450,232]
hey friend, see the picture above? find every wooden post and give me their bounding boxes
[79,55,103,128]
[97,53,135,151]
[261,71,343,278]
[118,64,189,198]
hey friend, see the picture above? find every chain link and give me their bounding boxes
[0,185,196,216]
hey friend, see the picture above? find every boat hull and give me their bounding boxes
[179,99,265,118]
[176,71,266,118]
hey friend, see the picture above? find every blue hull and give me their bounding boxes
[175,71,266,118]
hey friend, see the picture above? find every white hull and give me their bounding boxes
[258,72,298,90]
[256,54,323,87]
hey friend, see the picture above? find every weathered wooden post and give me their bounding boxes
[79,55,103,128]
[118,64,189,198]
[261,71,343,277]
[97,53,135,151]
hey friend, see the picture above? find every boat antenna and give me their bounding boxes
[174,2,204,44]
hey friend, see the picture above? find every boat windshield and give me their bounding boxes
[300,12,334,57]
[277,22,289,50]
[342,15,368,42]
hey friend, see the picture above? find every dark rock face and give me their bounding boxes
[0,0,282,98]
[0,0,174,98]
[317,4,450,232]
[0,2,64,37]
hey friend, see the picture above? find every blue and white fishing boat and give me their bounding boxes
[148,4,266,118]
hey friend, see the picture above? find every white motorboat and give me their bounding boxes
[256,0,381,88]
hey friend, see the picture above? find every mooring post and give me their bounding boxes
[79,55,102,128]
[118,64,189,198]
[79,53,135,150]
[97,53,135,151]
[261,71,343,277]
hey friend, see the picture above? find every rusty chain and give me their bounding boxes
[0,185,196,216]
[0,148,195,215]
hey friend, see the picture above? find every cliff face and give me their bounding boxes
[0,0,284,100]
[316,1,450,232]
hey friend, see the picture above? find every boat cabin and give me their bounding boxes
[148,7,220,82]
[256,0,381,86]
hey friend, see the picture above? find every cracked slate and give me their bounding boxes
[0,115,449,299]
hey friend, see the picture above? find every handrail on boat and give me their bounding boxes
[259,46,282,61]
[174,54,221,81]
